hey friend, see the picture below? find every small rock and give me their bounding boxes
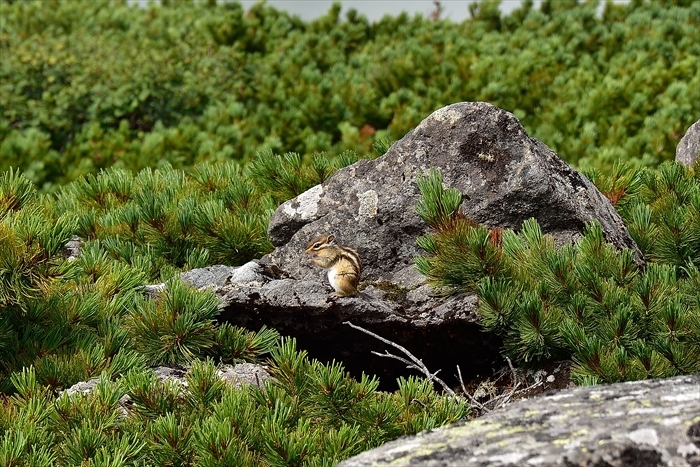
[181,264,237,288]
[61,235,83,261]
[141,283,166,298]
[229,261,268,284]
[63,378,100,396]
[218,363,272,390]
[676,120,700,167]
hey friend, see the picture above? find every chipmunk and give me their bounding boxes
[305,234,362,297]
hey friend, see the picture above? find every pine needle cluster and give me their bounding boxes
[0,341,468,466]
[1,164,469,464]
[0,168,280,393]
[47,148,374,274]
[415,165,700,385]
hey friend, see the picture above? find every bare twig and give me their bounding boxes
[343,321,456,397]
[457,365,487,412]
[343,321,548,412]
[456,357,545,415]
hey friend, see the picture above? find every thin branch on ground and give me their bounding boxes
[343,321,456,397]
[456,357,544,415]
[457,365,486,412]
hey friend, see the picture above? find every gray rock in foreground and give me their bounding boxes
[676,120,700,168]
[338,374,700,467]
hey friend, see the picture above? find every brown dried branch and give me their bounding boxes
[456,357,544,416]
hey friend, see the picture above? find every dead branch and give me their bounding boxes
[343,321,456,397]
[456,357,544,415]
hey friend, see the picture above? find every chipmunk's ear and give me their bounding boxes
[327,234,335,243]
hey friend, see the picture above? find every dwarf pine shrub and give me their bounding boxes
[0,342,469,466]
[2,0,698,187]
[1,165,471,465]
[415,166,700,385]
[0,168,281,393]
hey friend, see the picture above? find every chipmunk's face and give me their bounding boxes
[304,234,337,267]
[305,234,335,256]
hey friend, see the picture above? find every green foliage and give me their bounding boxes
[0,167,281,393]
[48,152,378,272]
[0,165,467,464]
[248,149,368,204]
[55,162,275,271]
[416,166,700,384]
[0,344,469,466]
[1,0,699,461]
[125,279,220,365]
[586,161,700,273]
[1,0,698,188]
[620,162,700,271]
[414,168,463,230]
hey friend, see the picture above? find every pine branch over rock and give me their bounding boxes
[415,167,700,384]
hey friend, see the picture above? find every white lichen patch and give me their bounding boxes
[627,428,659,446]
[478,152,495,162]
[562,439,583,451]
[382,438,423,458]
[628,407,661,416]
[661,416,683,426]
[546,393,575,402]
[282,185,323,220]
[678,443,700,457]
[425,106,463,127]
[357,190,378,220]
[662,392,700,402]
[487,452,527,464]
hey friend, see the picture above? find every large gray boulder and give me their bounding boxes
[676,120,700,167]
[338,374,700,467]
[263,101,643,284]
[187,102,643,385]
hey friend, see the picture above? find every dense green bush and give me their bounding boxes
[0,149,379,392]
[415,165,700,385]
[0,167,281,392]
[1,0,698,189]
[0,345,468,466]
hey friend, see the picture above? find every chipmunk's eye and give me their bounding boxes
[313,242,322,249]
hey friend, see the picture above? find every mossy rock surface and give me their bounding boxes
[339,374,700,467]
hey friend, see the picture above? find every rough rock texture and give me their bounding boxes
[63,377,102,397]
[61,235,83,261]
[264,101,642,283]
[190,102,643,386]
[218,362,273,390]
[338,374,700,467]
[62,363,271,397]
[676,120,700,167]
[210,269,497,387]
